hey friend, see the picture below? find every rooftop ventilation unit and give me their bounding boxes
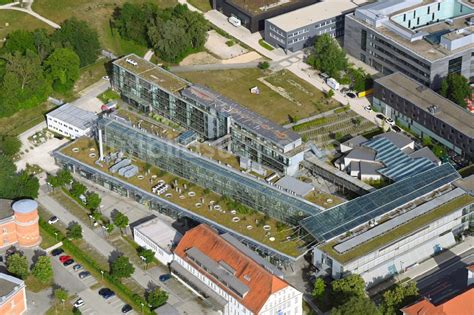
[125,58,138,66]
[445,18,454,25]
[427,105,439,114]
[467,17,474,26]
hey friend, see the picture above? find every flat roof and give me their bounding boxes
[114,54,188,93]
[275,176,314,196]
[267,0,367,32]
[319,191,474,263]
[181,84,301,148]
[47,103,97,131]
[300,163,460,241]
[375,73,474,138]
[454,175,474,195]
[0,199,13,221]
[134,218,182,250]
[0,273,23,299]
[228,0,313,14]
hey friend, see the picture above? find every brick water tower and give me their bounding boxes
[12,199,41,247]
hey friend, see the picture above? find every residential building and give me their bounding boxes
[112,54,305,175]
[213,0,319,32]
[373,72,474,159]
[171,224,303,315]
[133,218,182,265]
[0,273,27,315]
[0,199,41,249]
[336,132,440,182]
[344,0,474,89]
[265,0,368,52]
[46,103,97,139]
[300,163,473,287]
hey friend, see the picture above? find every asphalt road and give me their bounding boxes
[414,248,474,304]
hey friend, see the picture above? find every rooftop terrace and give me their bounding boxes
[319,192,474,263]
[114,54,188,93]
[60,137,307,257]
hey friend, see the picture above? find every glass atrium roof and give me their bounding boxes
[300,163,460,241]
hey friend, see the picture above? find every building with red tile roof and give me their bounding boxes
[401,288,474,315]
[171,224,303,315]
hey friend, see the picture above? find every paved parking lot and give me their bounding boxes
[50,250,137,315]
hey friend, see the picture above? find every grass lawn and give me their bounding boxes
[179,69,340,125]
[0,10,53,40]
[73,59,108,93]
[39,227,59,249]
[45,302,75,315]
[258,39,274,51]
[32,0,176,56]
[25,275,52,293]
[187,0,212,11]
[98,88,120,103]
[0,102,54,136]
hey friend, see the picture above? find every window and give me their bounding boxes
[448,56,462,74]
[361,30,367,51]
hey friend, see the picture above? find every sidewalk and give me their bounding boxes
[368,236,474,296]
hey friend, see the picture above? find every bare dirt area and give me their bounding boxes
[205,30,248,59]
[179,51,221,66]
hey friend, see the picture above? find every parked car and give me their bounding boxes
[59,255,72,263]
[51,248,64,256]
[73,264,83,271]
[79,271,91,279]
[159,274,171,282]
[364,106,373,112]
[63,259,74,266]
[376,113,385,120]
[48,216,59,224]
[121,304,132,313]
[346,92,357,99]
[391,125,402,133]
[73,298,84,308]
[98,288,115,300]
[385,117,395,126]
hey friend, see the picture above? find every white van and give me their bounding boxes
[228,16,241,27]
[326,78,340,90]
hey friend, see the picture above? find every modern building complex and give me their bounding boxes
[112,54,304,175]
[344,0,474,89]
[373,72,474,160]
[0,273,27,315]
[171,224,303,315]
[46,103,97,139]
[133,218,182,265]
[213,0,319,32]
[264,0,368,52]
[336,132,440,182]
[301,163,473,287]
[0,199,41,249]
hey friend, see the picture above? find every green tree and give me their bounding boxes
[32,29,53,61]
[52,18,100,67]
[308,34,347,78]
[440,73,470,108]
[7,253,29,279]
[381,282,419,315]
[105,223,115,236]
[331,274,366,300]
[0,155,39,199]
[0,136,21,157]
[2,30,35,54]
[326,89,335,99]
[110,255,135,279]
[138,247,155,266]
[112,211,129,233]
[32,256,54,284]
[54,288,69,308]
[56,169,73,186]
[70,181,86,198]
[312,278,326,303]
[44,48,80,93]
[66,222,83,240]
[112,2,158,45]
[147,287,169,308]
[331,296,380,315]
[85,192,101,210]
[258,61,270,70]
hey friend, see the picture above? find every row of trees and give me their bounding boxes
[112,3,208,63]
[312,274,419,315]
[0,155,39,199]
[0,18,100,117]
[7,251,53,284]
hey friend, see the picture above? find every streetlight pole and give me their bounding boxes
[101,270,104,280]
[54,232,58,241]
[141,302,144,314]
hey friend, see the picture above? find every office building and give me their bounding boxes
[213,0,319,32]
[171,224,303,315]
[0,273,27,315]
[133,218,182,265]
[265,0,368,52]
[336,132,440,182]
[0,199,41,249]
[344,0,474,89]
[373,72,474,159]
[46,103,97,139]
[112,54,304,175]
[301,164,473,287]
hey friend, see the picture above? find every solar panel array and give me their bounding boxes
[365,137,436,181]
[300,163,460,241]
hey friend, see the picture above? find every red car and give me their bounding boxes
[59,255,72,263]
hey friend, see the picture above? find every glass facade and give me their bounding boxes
[99,116,323,225]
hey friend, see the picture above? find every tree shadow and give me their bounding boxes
[108,249,123,264]
[31,249,47,266]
